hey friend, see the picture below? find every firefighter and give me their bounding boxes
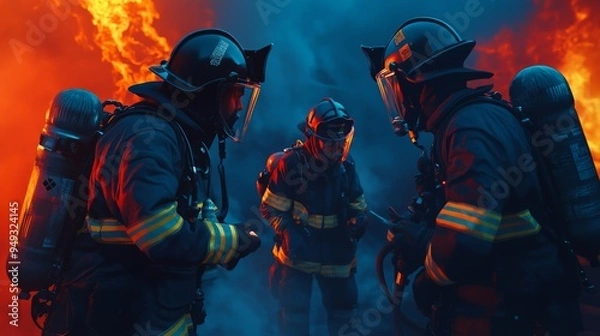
[362,17,583,335]
[260,97,368,336]
[43,29,270,335]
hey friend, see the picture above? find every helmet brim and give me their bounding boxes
[149,64,201,92]
[128,81,163,99]
[409,67,494,84]
[404,40,493,83]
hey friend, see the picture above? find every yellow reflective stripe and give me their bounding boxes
[272,245,356,277]
[307,214,339,229]
[436,202,501,242]
[203,220,218,263]
[160,314,192,336]
[212,223,227,262]
[496,209,541,241]
[126,203,184,251]
[86,217,134,244]
[349,194,367,211]
[222,225,239,263]
[202,221,239,264]
[320,258,358,278]
[262,188,292,211]
[425,244,455,286]
[292,201,339,229]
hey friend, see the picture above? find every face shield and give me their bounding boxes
[375,67,422,137]
[219,80,261,143]
[314,121,355,163]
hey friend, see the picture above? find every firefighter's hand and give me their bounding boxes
[223,224,261,270]
[235,223,261,258]
[390,221,433,272]
[346,214,368,241]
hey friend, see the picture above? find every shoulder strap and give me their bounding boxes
[106,103,202,221]
[342,158,356,194]
[432,92,511,182]
[108,103,196,169]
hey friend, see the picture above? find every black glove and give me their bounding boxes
[389,220,433,274]
[412,268,442,317]
[346,214,368,241]
[223,223,261,270]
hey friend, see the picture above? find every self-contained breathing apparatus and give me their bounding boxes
[256,140,303,200]
[509,65,600,267]
[9,88,234,331]
[6,89,105,329]
[430,66,600,293]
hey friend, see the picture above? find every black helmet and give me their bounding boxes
[299,97,355,163]
[361,17,492,136]
[131,29,272,143]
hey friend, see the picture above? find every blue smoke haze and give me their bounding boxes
[169,1,534,335]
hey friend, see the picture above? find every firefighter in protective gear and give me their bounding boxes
[362,17,583,335]
[43,29,270,336]
[260,97,368,336]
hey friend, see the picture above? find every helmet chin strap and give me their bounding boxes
[216,132,229,222]
[212,74,241,221]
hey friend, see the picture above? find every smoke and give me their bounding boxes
[0,0,535,335]
[198,0,534,335]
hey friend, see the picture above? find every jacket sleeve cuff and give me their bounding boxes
[201,220,240,265]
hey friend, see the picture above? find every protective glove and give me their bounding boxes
[389,220,433,275]
[346,214,368,241]
[222,223,261,270]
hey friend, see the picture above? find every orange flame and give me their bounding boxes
[77,0,172,103]
[476,0,600,173]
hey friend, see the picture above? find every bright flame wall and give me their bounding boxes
[475,0,600,172]
[0,1,213,334]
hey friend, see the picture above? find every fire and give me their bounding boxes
[476,0,600,173]
[77,0,172,103]
[0,1,219,334]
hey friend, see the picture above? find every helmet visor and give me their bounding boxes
[220,81,261,143]
[314,126,355,163]
[375,68,410,136]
